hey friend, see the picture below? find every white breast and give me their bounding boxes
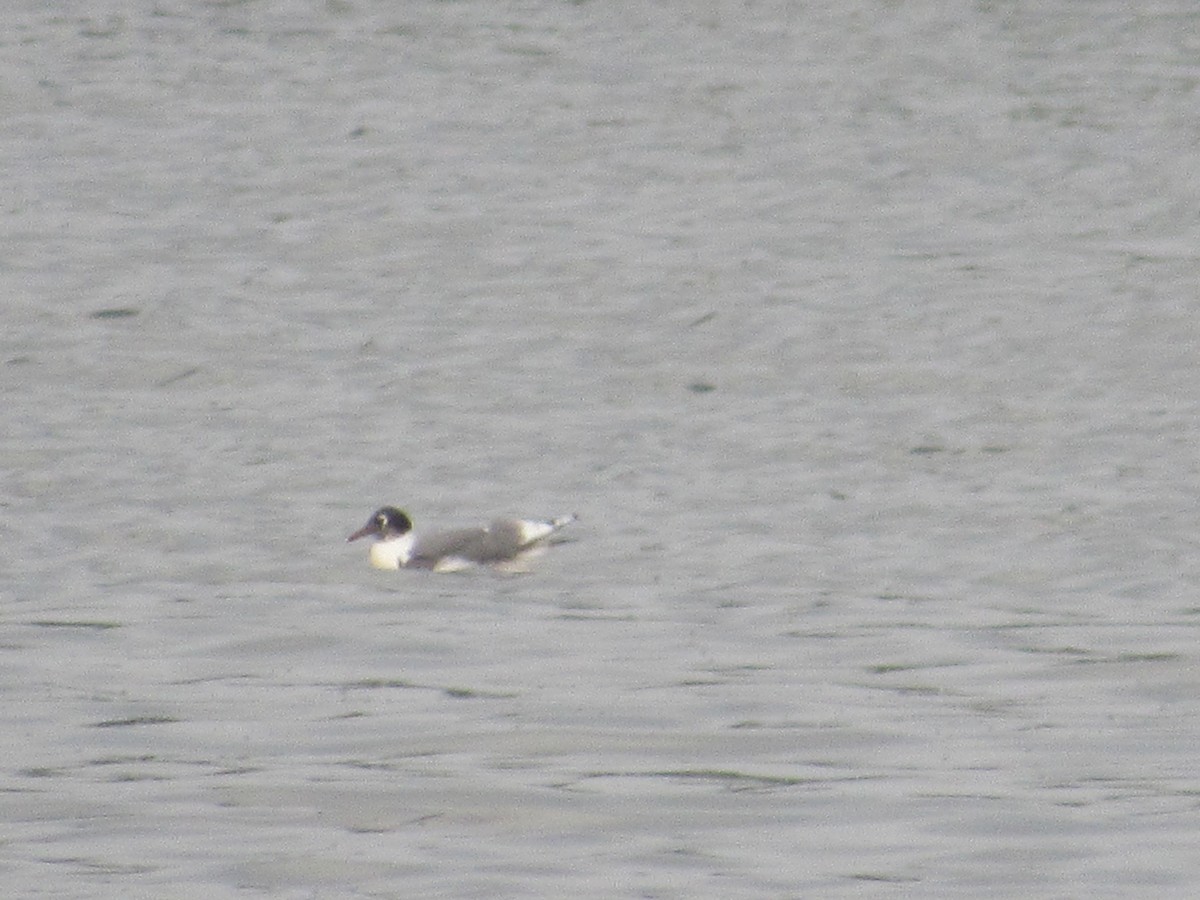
[368,532,415,570]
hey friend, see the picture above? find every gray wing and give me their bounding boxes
[410,519,566,567]
[408,526,491,567]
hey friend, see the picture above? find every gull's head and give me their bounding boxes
[347,506,413,542]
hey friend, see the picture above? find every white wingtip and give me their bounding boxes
[513,514,577,545]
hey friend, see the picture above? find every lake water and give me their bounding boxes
[4,1,1200,897]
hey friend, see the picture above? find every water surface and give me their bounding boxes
[4,1,1200,896]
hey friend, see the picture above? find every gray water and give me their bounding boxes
[4,1,1200,897]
